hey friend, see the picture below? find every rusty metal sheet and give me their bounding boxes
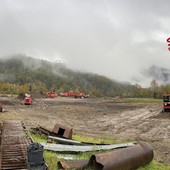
[48,135,83,145]
[48,136,113,146]
[41,142,134,152]
[33,124,73,139]
[33,126,61,137]
[35,126,52,136]
[0,120,32,170]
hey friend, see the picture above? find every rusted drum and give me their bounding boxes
[88,141,154,170]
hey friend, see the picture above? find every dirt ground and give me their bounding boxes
[0,96,170,165]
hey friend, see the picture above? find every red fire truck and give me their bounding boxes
[60,92,89,98]
[24,94,32,105]
[46,92,57,98]
[163,94,170,112]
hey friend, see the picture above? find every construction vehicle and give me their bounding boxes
[74,93,89,98]
[24,94,32,105]
[163,94,170,111]
[60,92,90,98]
[60,92,69,97]
[46,92,57,98]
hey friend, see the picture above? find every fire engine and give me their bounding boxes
[46,92,57,98]
[60,92,90,98]
[24,94,32,105]
[163,94,170,111]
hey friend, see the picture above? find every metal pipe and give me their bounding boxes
[88,141,154,170]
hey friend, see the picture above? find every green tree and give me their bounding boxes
[149,79,160,98]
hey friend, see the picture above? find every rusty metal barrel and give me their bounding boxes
[88,141,154,170]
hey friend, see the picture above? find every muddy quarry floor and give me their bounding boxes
[0,96,169,165]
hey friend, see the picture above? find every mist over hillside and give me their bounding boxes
[0,55,132,97]
[142,65,170,86]
[1,54,170,98]
[1,55,170,87]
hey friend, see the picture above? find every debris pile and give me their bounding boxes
[0,120,48,170]
[33,123,154,170]
[57,141,154,170]
[32,123,73,139]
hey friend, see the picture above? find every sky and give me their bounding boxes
[0,0,170,86]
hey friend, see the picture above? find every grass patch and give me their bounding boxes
[123,98,162,104]
[30,132,47,143]
[43,151,59,170]
[73,133,120,144]
[112,97,162,107]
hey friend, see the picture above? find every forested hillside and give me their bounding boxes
[0,55,169,98]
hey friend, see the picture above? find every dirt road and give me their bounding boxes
[0,96,169,164]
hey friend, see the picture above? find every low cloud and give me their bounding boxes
[0,0,170,86]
